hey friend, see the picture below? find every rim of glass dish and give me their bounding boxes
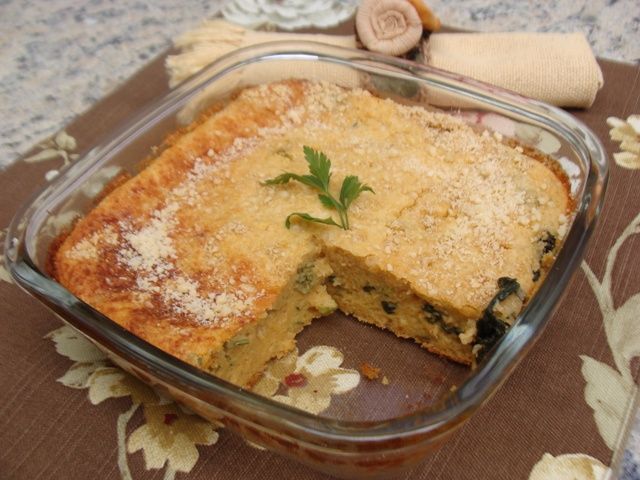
[6,41,608,445]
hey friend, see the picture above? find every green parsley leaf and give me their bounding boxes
[318,193,341,211]
[230,337,250,346]
[261,173,323,191]
[339,175,375,210]
[303,145,332,190]
[263,146,374,230]
[285,213,342,229]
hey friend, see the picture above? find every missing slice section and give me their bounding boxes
[203,258,335,386]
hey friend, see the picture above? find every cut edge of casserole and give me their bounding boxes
[51,79,572,387]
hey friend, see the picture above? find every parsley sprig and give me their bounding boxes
[263,146,374,230]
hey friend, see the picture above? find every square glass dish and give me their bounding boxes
[5,42,607,478]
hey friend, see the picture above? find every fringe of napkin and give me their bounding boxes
[166,20,357,87]
[166,20,603,108]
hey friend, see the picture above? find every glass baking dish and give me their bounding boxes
[5,42,607,478]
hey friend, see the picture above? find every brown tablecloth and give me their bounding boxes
[1,44,639,480]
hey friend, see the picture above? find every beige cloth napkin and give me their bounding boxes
[168,21,603,109]
[425,32,604,108]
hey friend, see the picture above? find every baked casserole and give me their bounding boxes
[51,80,571,387]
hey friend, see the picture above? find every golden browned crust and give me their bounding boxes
[54,80,311,369]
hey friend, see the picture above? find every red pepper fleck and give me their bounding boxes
[283,372,307,388]
[164,413,178,425]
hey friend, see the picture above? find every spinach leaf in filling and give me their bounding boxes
[532,231,557,282]
[541,231,557,254]
[295,263,315,294]
[381,300,397,314]
[474,277,523,359]
[422,302,461,336]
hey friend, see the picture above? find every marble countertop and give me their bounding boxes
[1,0,638,168]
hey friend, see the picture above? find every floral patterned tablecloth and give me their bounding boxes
[1,25,640,480]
